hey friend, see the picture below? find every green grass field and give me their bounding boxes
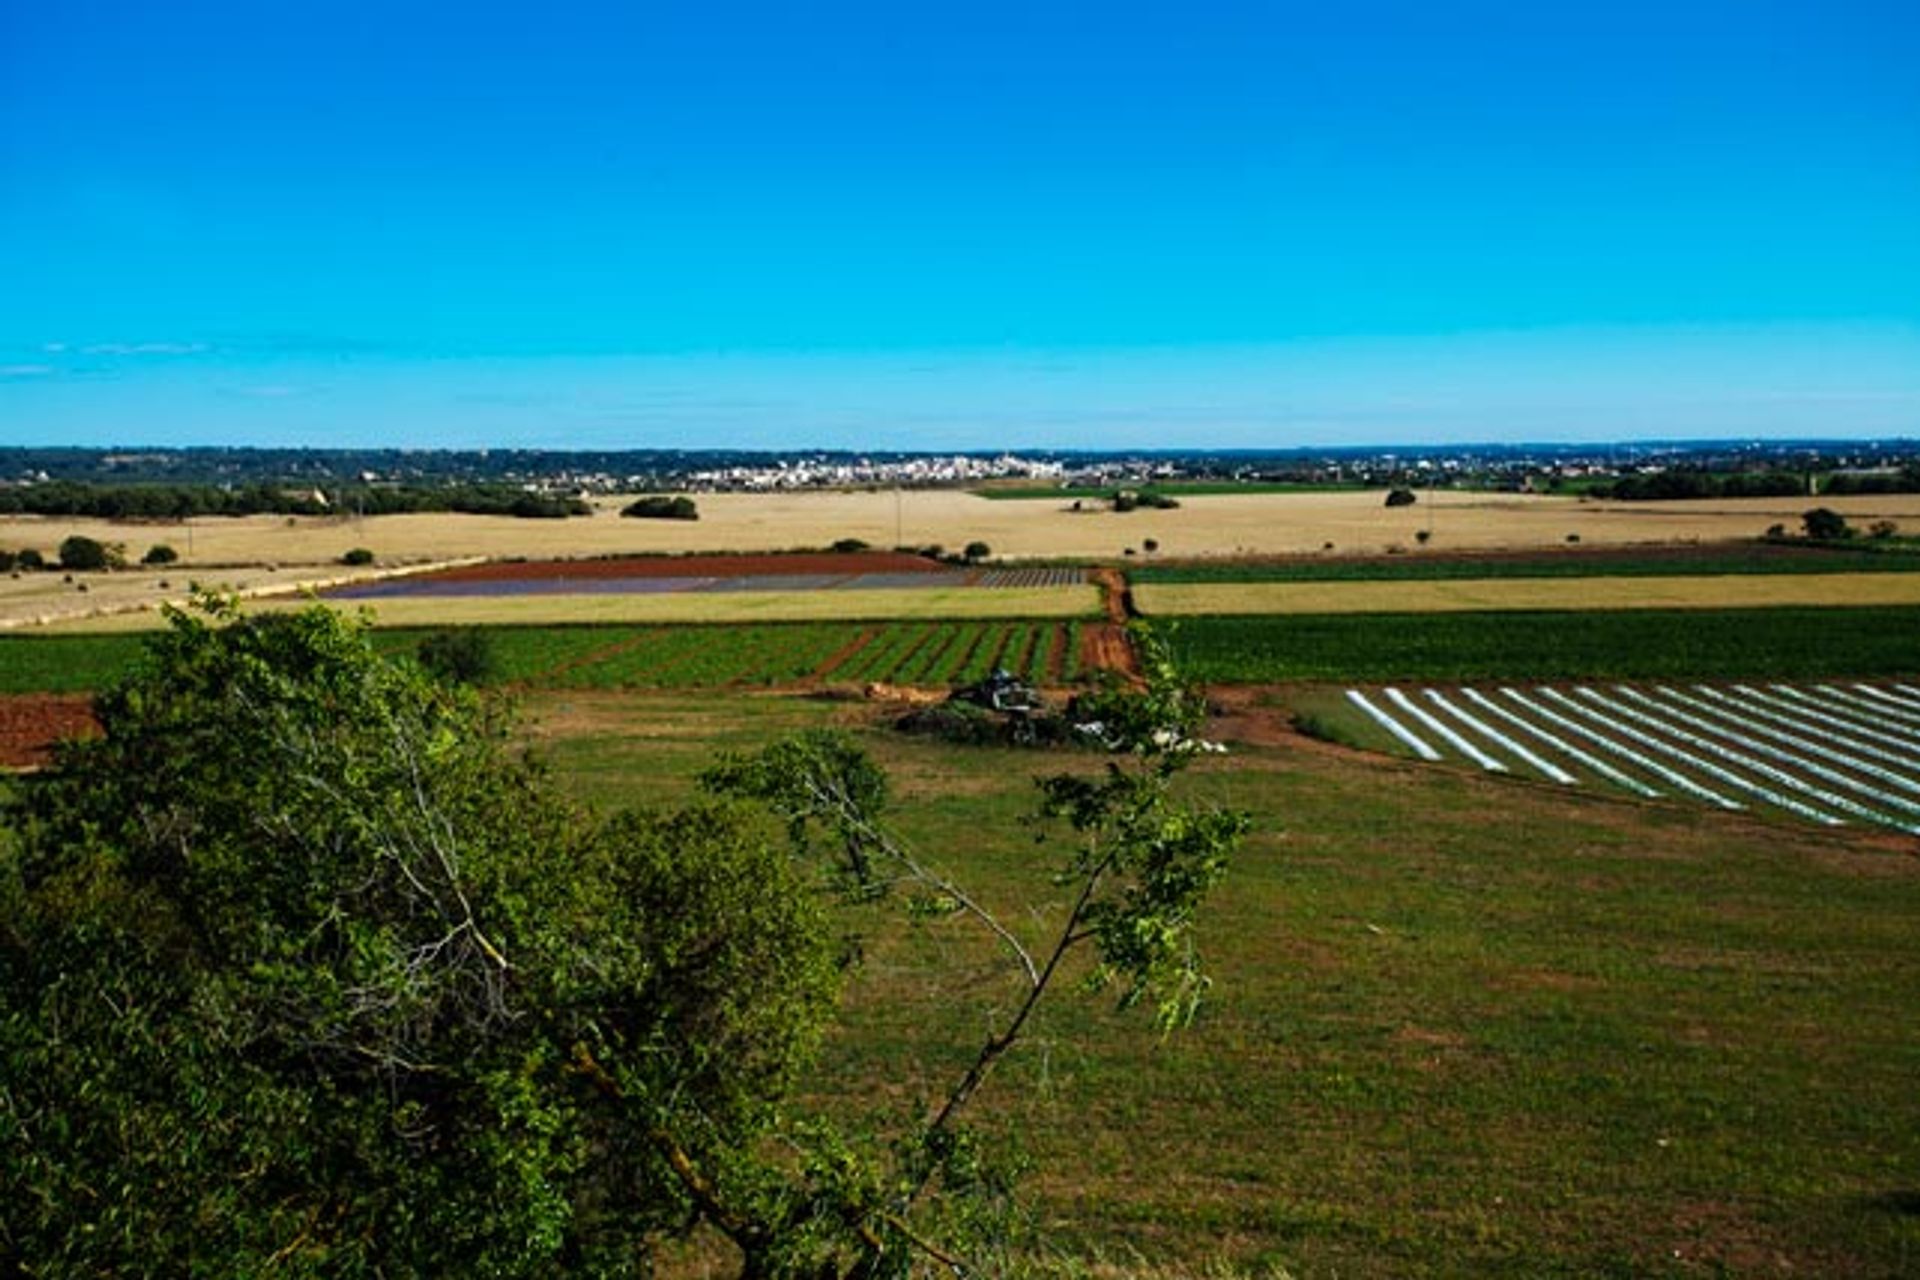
[530,689,1920,1278]
[0,632,150,693]
[1163,606,1920,683]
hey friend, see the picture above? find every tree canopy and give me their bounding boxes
[1,600,1246,1277]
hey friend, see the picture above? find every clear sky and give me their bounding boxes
[3,0,1916,450]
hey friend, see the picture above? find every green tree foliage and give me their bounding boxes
[701,629,1249,1272]
[963,540,991,562]
[621,495,700,520]
[0,480,591,520]
[0,599,839,1276]
[141,542,180,565]
[1,604,1246,1278]
[56,534,119,571]
[1802,507,1853,541]
[1384,487,1417,508]
[416,626,498,686]
[340,546,375,565]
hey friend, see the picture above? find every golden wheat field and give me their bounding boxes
[6,488,1919,631]
[1134,570,1920,616]
[7,489,1919,569]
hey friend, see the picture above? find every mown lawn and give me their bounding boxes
[531,690,1920,1278]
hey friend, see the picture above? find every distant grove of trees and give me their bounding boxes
[0,481,591,520]
[1592,466,1920,501]
[619,495,700,520]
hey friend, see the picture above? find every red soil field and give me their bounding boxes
[0,695,98,769]
[429,551,947,582]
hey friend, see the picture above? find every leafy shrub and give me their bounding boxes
[831,537,871,553]
[1868,519,1900,539]
[58,535,118,571]
[964,540,991,562]
[142,543,179,565]
[621,495,699,520]
[340,547,375,566]
[1802,507,1852,541]
[416,628,497,685]
[17,548,44,570]
[0,550,14,572]
[1384,487,1417,508]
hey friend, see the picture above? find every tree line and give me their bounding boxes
[1589,465,1920,501]
[0,480,592,520]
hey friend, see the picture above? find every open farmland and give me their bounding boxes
[525,688,1920,1277]
[1163,606,1920,683]
[1332,680,1920,836]
[1131,539,1920,582]
[8,489,1920,579]
[1135,570,1920,616]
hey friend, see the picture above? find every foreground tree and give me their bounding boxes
[1,601,1246,1277]
[1,599,839,1276]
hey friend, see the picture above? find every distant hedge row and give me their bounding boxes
[0,481,591,520]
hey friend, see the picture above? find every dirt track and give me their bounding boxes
[0,695,97,768]
[428,551,946,581]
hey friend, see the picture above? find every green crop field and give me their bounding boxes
[0,619,1092,697]
[1163,605,1920,683]
[0,633,150,693]
[1131,542,1920,585]
[529,689,1920,1278]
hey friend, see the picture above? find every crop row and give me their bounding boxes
[0,620,1093,696]
[1167,606,1920,683]
[1133,543,1920,585]
[1346,681,1920,834]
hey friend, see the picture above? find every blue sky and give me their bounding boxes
[3,0,1916,449]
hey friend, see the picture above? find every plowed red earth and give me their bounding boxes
[429,552,946,582]
[0,695,98,768]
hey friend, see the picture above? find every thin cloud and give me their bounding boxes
[78,341,211,356]
[0,364,55,377]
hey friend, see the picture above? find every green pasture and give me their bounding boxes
[0,633,150,693]
[531,689,1920,1278]
[1164,606,1920,683]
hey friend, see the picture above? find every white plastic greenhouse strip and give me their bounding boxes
[1620,688,1920,832]
[1565,689,1846,828]
[1818,684,1920,729]
[1385,687,1508,772]
[1425,689,1575,784]
[1462,688,1661,797]
[1346,689,1442,761]
[1661,687,1920,808]
[1893,684,1920,705]
[1501,688,1742,810]
[1757,685,1920,752]
[1692,686,1920,780]
[1730,686,1920,755]
[1852,684,1920,715]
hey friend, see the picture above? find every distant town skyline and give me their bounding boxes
[3,1,1916,448]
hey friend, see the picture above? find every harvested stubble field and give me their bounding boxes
[1135,571,1920,616]
[8,489,1920,574]
[530,689,1920,1278]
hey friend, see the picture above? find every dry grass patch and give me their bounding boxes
[12,490,1920,566]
